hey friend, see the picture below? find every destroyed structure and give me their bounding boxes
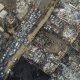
[0,0,80,80]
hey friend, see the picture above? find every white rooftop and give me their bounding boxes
[0,10,7,19]
[0,3,4,11]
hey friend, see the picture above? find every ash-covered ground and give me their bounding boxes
[6,57,50,80]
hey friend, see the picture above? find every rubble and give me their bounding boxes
[0,0,80,80]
